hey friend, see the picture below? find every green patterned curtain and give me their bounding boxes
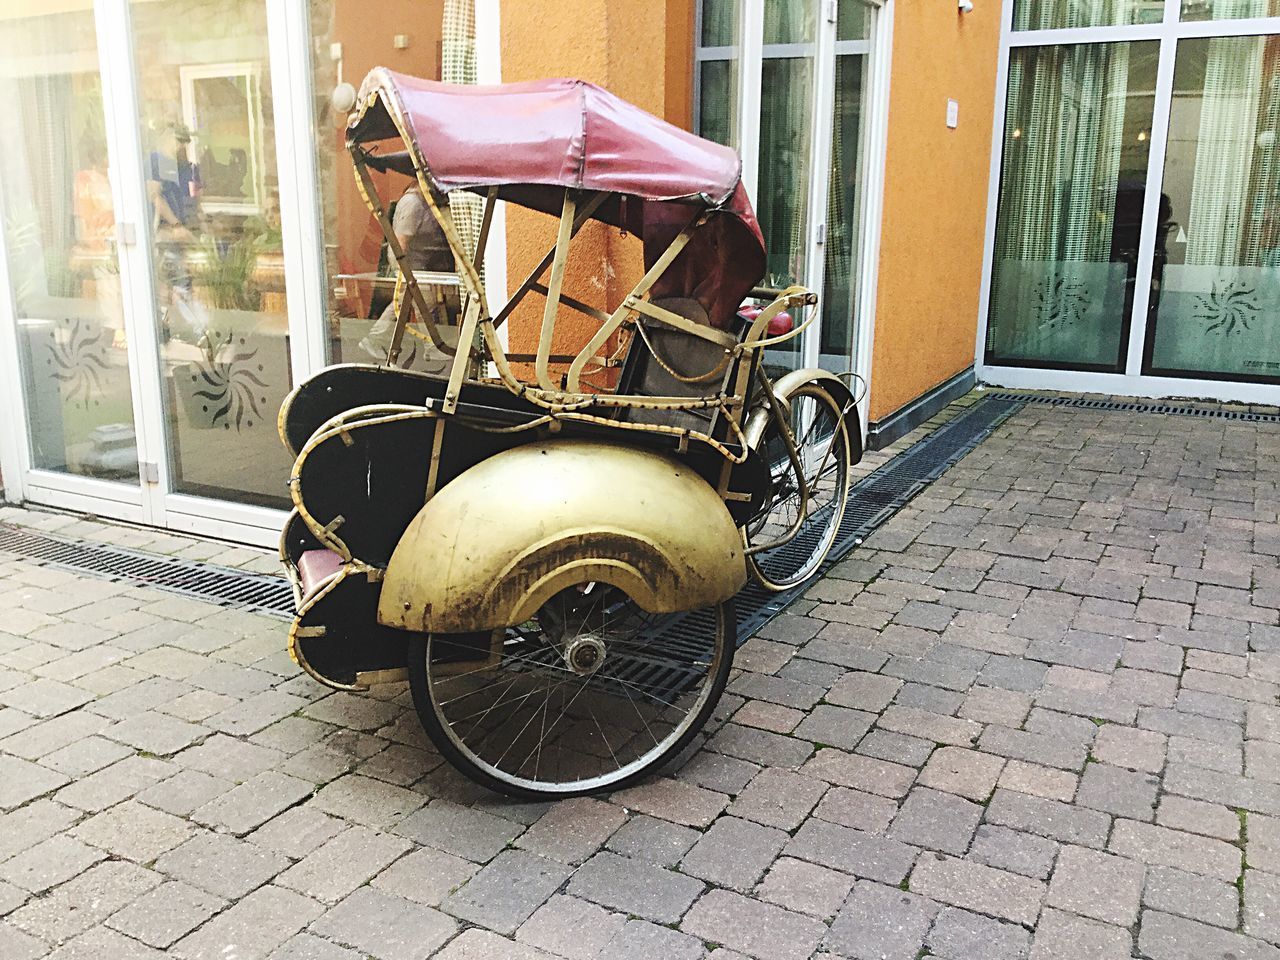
[442,0,482,268]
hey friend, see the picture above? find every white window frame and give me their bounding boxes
[975,0,1280,404]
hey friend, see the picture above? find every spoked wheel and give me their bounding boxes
[747,382,852,591]
[407,583,734,799]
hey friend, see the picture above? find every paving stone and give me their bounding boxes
[802,748,917,798]
[566,851,703,924]
[515,894,626,960]
[888,786,982,855]
[269,933,364,960]
[0,799,80,862]
[979,725,1088,772]
[0,834,106,893]
[682,888,827,960]
[1045,845,1144,926]
[735,700,804,734]
[857,728,936,766]
[514,796,626,865]
[969,825,1059,880]
[909,854,1045,927]
[1029,908,1131,960]
[1143,865,1239,928]
[444,849,573,934]
[0,921,44,960]
[41,734,134,777]
[8,859,160,943]
[918,746,1005,801]
[793,703,874,749]
[106,880,225,948]
[309,773,424,829]
[371,846,478,906]
[679,816,787,891]
[1109,818,1242,883]
[248,805,345,860]
[676,750,760,794]
[1247,869,1280,946]
[926,906,1031,960]
[0,710,109,761]
[309,886,457,960]
[1139,909,1280,960]
[276,825,410,904]
[613,776,729,828]
[0,677,92,717]
[605,813,699,867]
[156,830,290,900]
[985,789,1110,848]
[434,929,561,960]
[878,705,981,747]
[0,754,69,810]
[104,711,207,755]
[727,767,827,830]
[175,733,284,781]
[72,798,195,863]
[601,918,707,960]
[755,856,854,919]
[1076,761,1159,820]
[136,769,233,817]
[1091,724,1166,772]
[707,723,813,768]
[394,799,522,862]
[785,818,918,885]
[822,881,938,960]
[826,671,903,712]
[44,925,169,960]
[1156,794,1241,841]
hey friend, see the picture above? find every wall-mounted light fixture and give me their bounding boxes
[959,0,974,12]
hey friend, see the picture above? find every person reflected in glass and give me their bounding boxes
[360,182,454,363]
[73,142,124,347]
[147,122,205,341]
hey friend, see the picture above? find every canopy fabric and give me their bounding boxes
[348,68,767,328]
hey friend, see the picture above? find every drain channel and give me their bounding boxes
[983,390,1280,423]
[0,394,1026,640]
[0,523,294,618]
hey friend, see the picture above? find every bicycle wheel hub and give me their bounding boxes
[563,636,607,676]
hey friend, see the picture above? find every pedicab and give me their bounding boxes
[278,68,862,798]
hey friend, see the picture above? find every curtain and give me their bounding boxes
[1186,37,1263,267]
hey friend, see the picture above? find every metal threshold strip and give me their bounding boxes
[0,393,1027,638]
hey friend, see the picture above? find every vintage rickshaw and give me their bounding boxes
[278,68,863,798]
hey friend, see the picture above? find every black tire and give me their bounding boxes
[407,590,735,799]
[747,382,852,591]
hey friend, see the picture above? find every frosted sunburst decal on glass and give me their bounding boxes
[190,330,270,430]
[47,316,109,410]
[1033,273,1090,332]
[1195,278,1260,337]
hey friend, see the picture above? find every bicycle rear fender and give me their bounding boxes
[377,438,747,634]
[744,367,863,460]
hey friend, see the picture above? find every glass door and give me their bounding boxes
[0,0,148,517]
[0,0,319,543]
[694,0,879,383]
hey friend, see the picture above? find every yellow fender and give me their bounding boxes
[377,438,746,633]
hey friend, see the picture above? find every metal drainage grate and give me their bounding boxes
[0,523,294,619]
[983,391,1280,424]
[733,393,1026,641]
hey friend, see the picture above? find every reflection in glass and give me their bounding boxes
[0,3,139,481]
[130,0,292,508]
[1013,0,1164,30]
[986,41,1158,370]
[757,55,813,372]
[819,53,867,372]
[702,0,738,46]
[1145,36,1280,381]
[699,59,738,148]
[1181,0,1280,21]
[837,0,873,40]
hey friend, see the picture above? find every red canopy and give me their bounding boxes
[347,69,766,327]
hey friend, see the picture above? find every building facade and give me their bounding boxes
[0,0,1276,546]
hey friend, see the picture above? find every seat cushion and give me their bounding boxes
[298,549,345,602]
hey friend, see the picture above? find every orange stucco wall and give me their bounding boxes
[499,0,694,364]
[869,2,1000,422]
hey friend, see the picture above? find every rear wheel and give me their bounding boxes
[747,382,851,591]
[407,583,734,799]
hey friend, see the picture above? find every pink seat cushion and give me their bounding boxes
[298,549,345,601]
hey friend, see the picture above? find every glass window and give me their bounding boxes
[1144,35,1280,381]
[0,2,139,482]
[764,0,816,45]
[1013,0,1165,31]
[129,0,293,508]
[819,51,867,370]
[837,0,873,40]
[698,0,740,148]
[1182,0,1280,21]
[986,41,1159,370]
[702,0,739,46]
[309,0,465,375]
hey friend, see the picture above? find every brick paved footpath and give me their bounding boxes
[0,399,1279,959]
